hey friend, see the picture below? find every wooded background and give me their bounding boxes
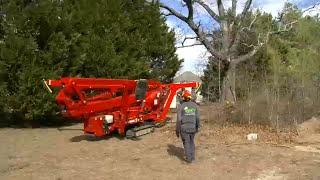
[198,3,320,128]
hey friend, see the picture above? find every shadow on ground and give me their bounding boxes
[0,113,80,129]
[167,144,185,161]
[70,133,125,142]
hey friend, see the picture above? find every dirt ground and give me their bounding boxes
[1,105,320,180]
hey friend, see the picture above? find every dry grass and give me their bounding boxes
[197,103,300,145]
[200,123,298,145]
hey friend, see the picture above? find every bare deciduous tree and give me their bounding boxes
[153,0,295,103]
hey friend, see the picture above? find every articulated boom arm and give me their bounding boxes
[45,77,199,136]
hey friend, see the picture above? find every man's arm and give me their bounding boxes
[176,104,182,137]
[195,105,200,132]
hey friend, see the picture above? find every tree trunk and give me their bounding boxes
[222,63,237,103]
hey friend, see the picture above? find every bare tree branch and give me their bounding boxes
[234,20,297,65]
[229,0,238,43]
[241,42,255,48]
[233,46,258,65]
[159,2,226,61]
[159,3,188,22]
[160,12,173,17]
[183,0,194,20]
[235,33,265,65]
[232,0,237,17]
[302,2,320,14]
[194,0,220,23]
[159,1,193,21]
[230,13,258,54]
[181,36,199,46]
[197,21,202,29]
[259,20,297,46]
[187,20,226,60]
[241,0,253,19]
[228,0,253,53]
[217,0,225,17]
[176,43,203,48]
[272,20,297,34]
[241,13,258,32]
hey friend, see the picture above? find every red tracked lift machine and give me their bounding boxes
[44,78,199,138]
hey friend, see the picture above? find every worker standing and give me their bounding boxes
[176,90,200,163]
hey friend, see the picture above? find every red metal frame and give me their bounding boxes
[47,77,199,137]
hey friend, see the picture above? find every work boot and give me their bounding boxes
[185,158,193,164]
[181,160,192,165]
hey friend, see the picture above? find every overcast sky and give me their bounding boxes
[161,0,320,75]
